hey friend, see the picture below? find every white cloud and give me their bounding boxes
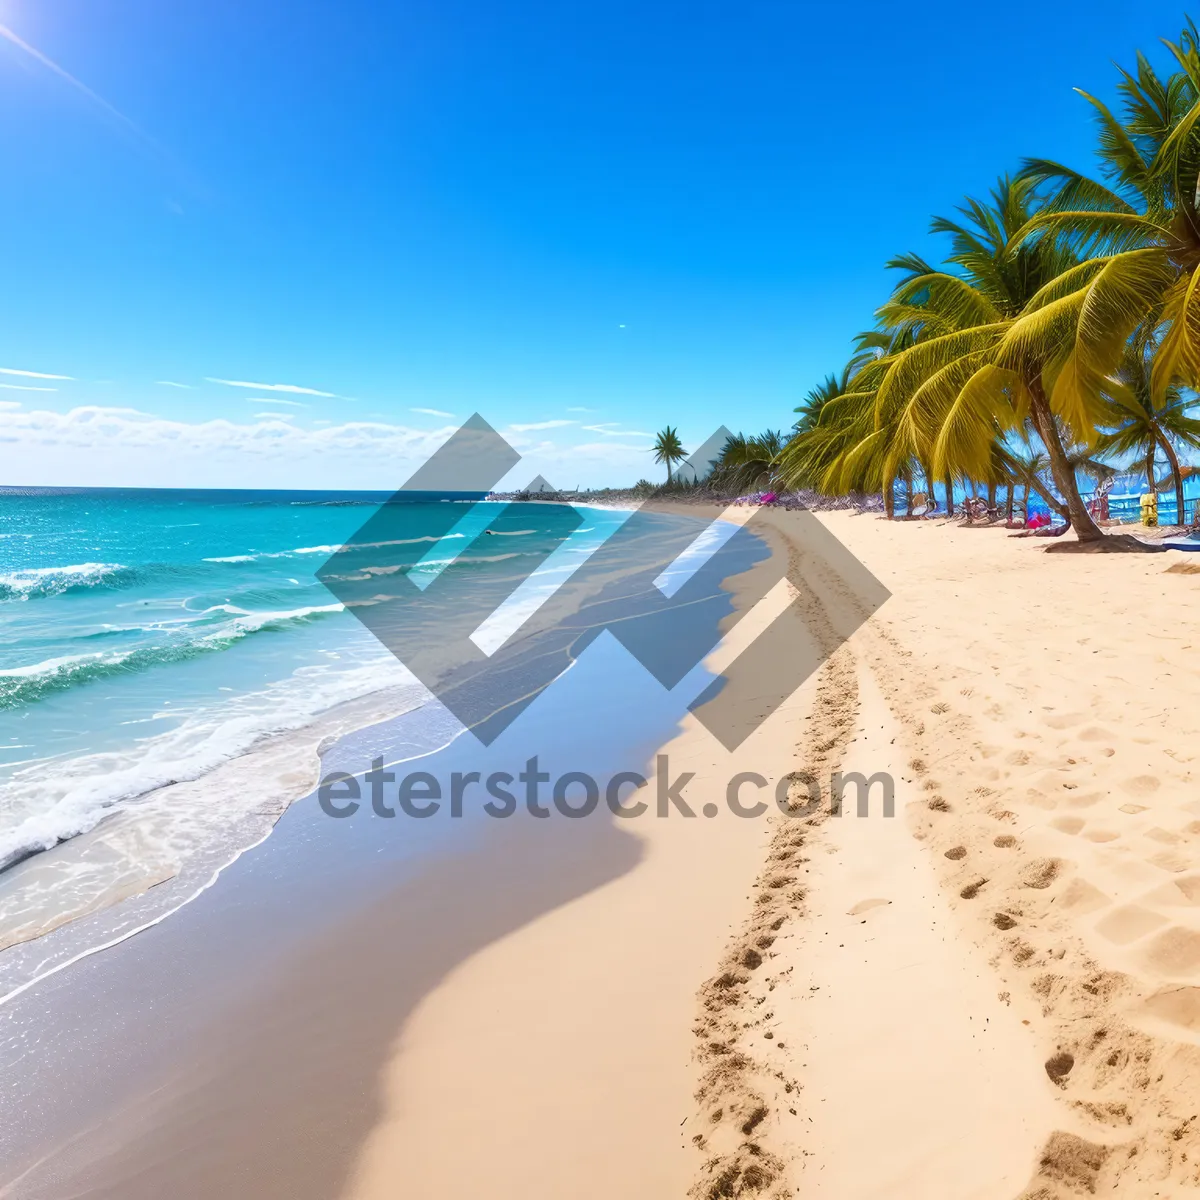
[0,405,455,489]
[573,440,658,455]
[0,383,57,392]
[566,406,596,413]
[507,419,576,432]
[582,423,653,437]
[0,404,666,490]
[411,407,455,418]
[206,377,338,397]
[248,397,308,408]
[0,401,20,410]
[157,380,192,388]
[0,366,73,380]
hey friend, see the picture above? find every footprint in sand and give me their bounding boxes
[1148,850,1191,874]
[1122,775,1161,797]
[1078,725,1116,743]
[1094,905,1168,945]
[1135,985,1200,1039]
[847,898,891,916]
[1146,827,1184,845]
[1057,877,1110,915]
[1141,925,1200,978]
[1051,817,1085,836]
[1045,712,1087,730]
[1169,877,1200,905]
[1025,788,1059,811]
[1143,878,1200,907]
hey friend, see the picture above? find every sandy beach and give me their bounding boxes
[8,507,1200,1198]
[340,508,1200,1200]
[13,8,1200,1198]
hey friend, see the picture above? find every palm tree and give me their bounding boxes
[651,426,688,484]
[712,430,785,492]
[879,175,1159,542]
[1012,27,1200,460]
[779,323,923,514]
[782,178,1136,540]
[779,27,1200,541]
[793,354,877,434]
[1093,346,1200,524]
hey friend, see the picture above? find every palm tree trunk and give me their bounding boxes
[1026,375,1103,540]
[1157,433,1185,528]
[1005,485,1014,524]
[987,480,997,518]
[944,474,954,516]
[883,473,895,520]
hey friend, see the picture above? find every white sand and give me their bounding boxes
[343,510,1200,1198]
[343,587,811,1199]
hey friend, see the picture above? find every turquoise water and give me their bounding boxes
[0,488,427,871]
[0,486,628,881]
[1,488,767,1008]
[0,488,649,984]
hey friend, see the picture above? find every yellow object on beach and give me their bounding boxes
[1140,493,1157,526]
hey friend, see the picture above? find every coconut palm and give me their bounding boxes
[783,177,1144,539]
[1014,448,1051,515]
[1093,345,1200,524]
[778,351,897,506]
[1012,27,1200,439]
[780,26,1200,540]
[878,174,1171,542]
[651,426,688,483]
[793,351,878,434]
[712,430,785,492]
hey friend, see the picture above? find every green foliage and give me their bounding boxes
[779,21,1200,536]
[651,426,688,483]
[710,430,784,492]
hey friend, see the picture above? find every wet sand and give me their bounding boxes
[0,634,678,1199]
[15,506,1199,1199]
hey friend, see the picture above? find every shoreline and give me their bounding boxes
[338,508,1200,1198]
[0,609,708,1197]
[0,675,449,1002]
[0,494,760,1016]
[12,506,1200,1195]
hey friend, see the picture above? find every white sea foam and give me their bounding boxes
[0,648,415,874]
[0,562,127,600]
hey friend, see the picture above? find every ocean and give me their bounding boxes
[0,485,762,1008]
[0,486,626,999]
[0,485,776,1192]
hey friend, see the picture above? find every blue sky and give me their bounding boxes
[0,0,1192,488]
